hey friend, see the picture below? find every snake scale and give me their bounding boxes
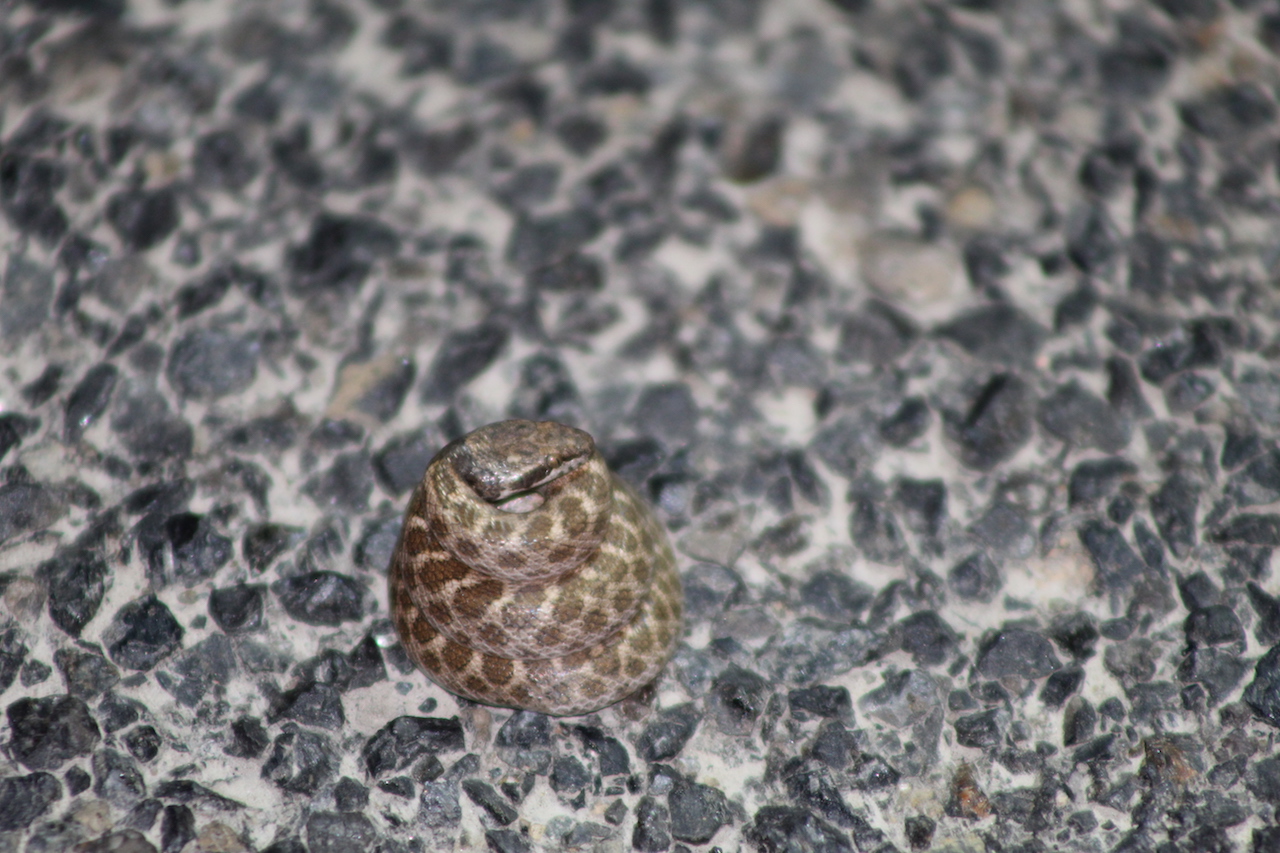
[388,419,683,716]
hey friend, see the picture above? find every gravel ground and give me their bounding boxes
[3,1,1280,851]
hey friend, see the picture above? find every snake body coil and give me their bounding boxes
[389,420,683,715]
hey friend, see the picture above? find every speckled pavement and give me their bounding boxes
[3,1,1280,852]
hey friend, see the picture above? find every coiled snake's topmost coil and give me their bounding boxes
[389,419,683,716]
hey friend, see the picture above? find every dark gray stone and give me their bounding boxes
[160,804,196,853]
[242,523,304,573]
[667,778,728,843]
[273,572,366,627]
[1037,382,1130,452]
[1040,666,1085,708]
[166,330,258,400]
[1,257,54,340]
[463,779,517,825]
[1178,648,1246,704]
[1107,356,1154,419]
[0,480,66,545]
[944,374,1035,471]
[0,628,27,694]
[637,703,699,762]
[64,363,119,443]
[632,382,698,448]
[550,755,590,793]
[53,647,119,700]
[935,304,1045,364]
[745,806,852,853]
[0,771,61,831]
[302,451,374,513]
[1185,605,1245,650]
[373,431,439,495]
[975,629,1061,679]
[495,710,551,749]
[272,682,344,731]
[1244,643,1280,728]
[709,664,769,734]
[1150,473,1199,557]
[1066,205,1120,273]
[683,563,745,620]
[224,716,269,759]
[193,128,259,191]
[1069,458,1138,506]
[420,322,510,403]
[39,548,108,638]
[896,611,958,667]
[1048,612,1099,660]
[574,726,630,776]
[1180,82,1277,140]
[104,595,184,671]
[633,795,672,852]
[1103,638,1161,684]
[1062,697,1096,746]
[505,208,603,271]
[305,811,377,853]
[554,114,607,156]
[406,123,480,177]
[92,748,147,805]
[954,708,1004,749]
[1228,449,1280,506]
[799,571,873,624]
[948,552,1001,603]
[878,397,931,447]
[165,512,233,584]
[849,495,906,564]
[486,828,532,853]
[383,15,453,74]
[418,778,461,827]
[287,213,400,295]
[208,584,266,634]
[722,114,785,183]
[262,725,338,795]
[362,716,464,777]
[969,502,1035,557]
[894,478,946,539]
[787,685,853,721]
[847,752,899,792]
[1249,582,1280,646]
[1211,514,1280,546]
[105,187,179,251]
[124,726,161,763]
[836,300,917,365]
[1079,521,1146,591]
[1,154,68,245]
[108,385,193,462]
[1164,372,1216,413]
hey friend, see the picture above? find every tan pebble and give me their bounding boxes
[4,577,47,622]
[947,185,996,230]
[182,822,251,853]
[326,352,414,427]
[860,237,964,310]
[746,178,810,227]
[70,799,112,836]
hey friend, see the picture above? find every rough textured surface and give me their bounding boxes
[2,0,1280,850]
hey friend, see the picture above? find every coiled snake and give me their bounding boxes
[389,420,683,715]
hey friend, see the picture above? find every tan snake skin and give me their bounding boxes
[389,420,683,716]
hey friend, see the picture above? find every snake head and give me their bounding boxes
[450,419,595,503]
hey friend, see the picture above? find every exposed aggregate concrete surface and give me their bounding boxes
[3,0,1280,851]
